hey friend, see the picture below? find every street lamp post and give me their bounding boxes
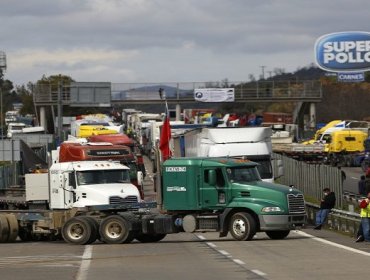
[0,51,7,160]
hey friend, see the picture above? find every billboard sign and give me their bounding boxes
[194,88,235,102]
[337,72,365,82]
[315,31,370,72]
[70,82,111,107]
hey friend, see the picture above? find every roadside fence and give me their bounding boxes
[273,153,343,209]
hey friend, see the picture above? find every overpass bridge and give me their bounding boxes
[32,79,322,132]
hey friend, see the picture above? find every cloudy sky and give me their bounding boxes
[1,0,369,87]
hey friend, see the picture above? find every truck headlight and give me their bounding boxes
[262,206,283,213]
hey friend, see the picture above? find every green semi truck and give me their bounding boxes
[63,157,306,244]
[0,157,305,244]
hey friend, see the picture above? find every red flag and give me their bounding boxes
[159,107,172,161]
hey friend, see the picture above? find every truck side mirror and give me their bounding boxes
[208,170,216,186]
[274,159,284,179]
[137,171,144,186]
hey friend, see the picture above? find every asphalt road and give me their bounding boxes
[1,228,370,280]
[0,159,369,280]
[342,167,363,194]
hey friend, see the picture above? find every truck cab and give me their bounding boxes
[161,158,306,239]
[27,161,141,210]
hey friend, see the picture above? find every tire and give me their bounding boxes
[18,226,33,242]
[99,215,134,244]
[265,230,290,240]
[79,216,99,244]
[0,214,9,243]
[5,214,19,242]
[229,212,256,241]
[62,217,93,245]
[135,234,166,243]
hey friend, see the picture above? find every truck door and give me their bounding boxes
[62,172,75,208]
[201,168,227,208]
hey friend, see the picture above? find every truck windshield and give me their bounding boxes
[226,166,261,183]
[76,170,131,185]
[244,157,272,180]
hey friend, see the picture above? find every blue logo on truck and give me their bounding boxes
[315,31,370,72]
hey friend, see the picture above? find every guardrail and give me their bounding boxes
[305,202,360,237]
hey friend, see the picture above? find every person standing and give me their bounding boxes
[359,175,367,196]
[356,191,370,242]
[314,188,336,230]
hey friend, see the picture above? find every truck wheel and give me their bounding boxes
[5,214,19,242]
[62,217,93,245]
[99,215,134,244]
[265,230,290,240]
[18,227,33,242]
[79,216,99,244]
[0,214,10,243]
[135,234,166,243]
[229,212,256,241]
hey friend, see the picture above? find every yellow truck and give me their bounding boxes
[78,125,118,138]
[273,129,367,166]
[324,129,367,166]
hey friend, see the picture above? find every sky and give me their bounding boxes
[1,0,370,87]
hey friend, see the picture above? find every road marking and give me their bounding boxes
[233,259,245,265]
[0,255,81,268]
[297,230,370,256]
[206,242,217,248]
[217,250,231,257]
[196,234,266,279]
[76,245,93,280]
[351,176,358,180]
[252,269,267,276]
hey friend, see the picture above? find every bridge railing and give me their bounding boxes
[111,80,322,101]
[32,80,322,104]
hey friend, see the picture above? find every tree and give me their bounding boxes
[16,84,34,116]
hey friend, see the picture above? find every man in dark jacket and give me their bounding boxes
[314,188,336,230]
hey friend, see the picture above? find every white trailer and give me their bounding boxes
[182,127,281,183]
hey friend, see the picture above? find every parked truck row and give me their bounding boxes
[0,110,308,245]
[0,156,306,244]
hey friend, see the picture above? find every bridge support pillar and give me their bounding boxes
[176,104,181,121]
[40,106,46,131]
[309,103,316,129]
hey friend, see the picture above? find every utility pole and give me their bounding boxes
[260,65,266,80]
[0,51,7,160]
[267,71,273,79]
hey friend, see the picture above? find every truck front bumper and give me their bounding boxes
[258,214,306,231]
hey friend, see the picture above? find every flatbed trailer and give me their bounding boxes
[272,143,326,163]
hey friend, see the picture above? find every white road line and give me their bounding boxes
[217,250,231,257]
[233,259,245,265]
[351,176,359,180]
[206,242,217,248]
[0,255,80,267]
[251,269,267,276]
[195,235,266,278]
[76,245,93,280]
[297,230,370,256]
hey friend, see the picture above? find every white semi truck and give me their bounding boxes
[178,127,281,183]
[0,160,144,244]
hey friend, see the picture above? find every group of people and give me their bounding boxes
[313,175,370,243]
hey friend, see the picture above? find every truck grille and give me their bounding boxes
[287,194,305,214]
[109,196,139,209]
